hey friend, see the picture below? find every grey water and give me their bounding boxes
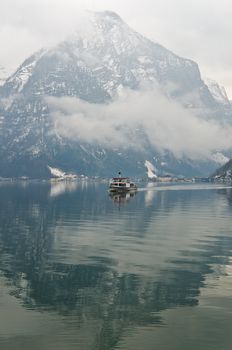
[1,181,232,350]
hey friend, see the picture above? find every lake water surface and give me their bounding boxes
[1,181,232,349]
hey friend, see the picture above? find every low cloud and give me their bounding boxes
[47,86,232,160]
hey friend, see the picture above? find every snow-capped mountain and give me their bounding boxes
[0,11,231,178]
[2,12,216,105]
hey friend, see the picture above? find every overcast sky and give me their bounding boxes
[1,0,232,96]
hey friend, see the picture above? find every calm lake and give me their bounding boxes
[0,181,232,350]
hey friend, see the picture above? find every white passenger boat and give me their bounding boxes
[109,173,137,192]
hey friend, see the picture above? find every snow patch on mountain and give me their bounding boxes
[48,165,78,180]
[145,160,157,179]
[48,166,65,178]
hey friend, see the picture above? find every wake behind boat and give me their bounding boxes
[109,172,137,192]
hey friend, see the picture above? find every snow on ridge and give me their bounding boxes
[205,78,230,105]
[7,49,46,92]
[14,61,37,92]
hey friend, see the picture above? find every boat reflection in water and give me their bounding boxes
[109,190,137,206]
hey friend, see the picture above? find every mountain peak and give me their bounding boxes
[91,10,126,33]
[95,11,123,22]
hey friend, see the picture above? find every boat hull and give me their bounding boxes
[108,186,137,192]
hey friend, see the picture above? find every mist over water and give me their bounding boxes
[1,181,232,349]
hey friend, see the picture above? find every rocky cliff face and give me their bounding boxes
[0,11,231,178]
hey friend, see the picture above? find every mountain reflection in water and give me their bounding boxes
[0,182,232,350]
